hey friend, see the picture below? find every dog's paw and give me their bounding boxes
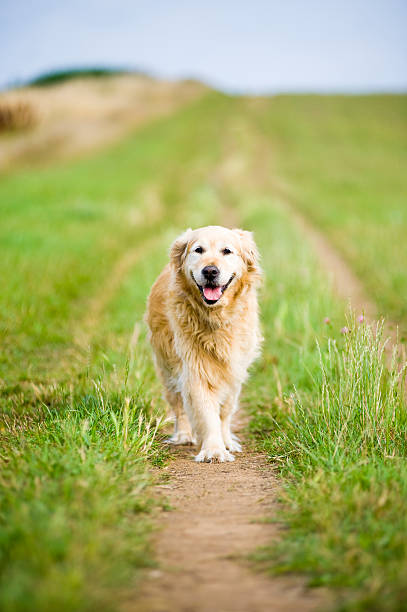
[223,433,243,453]
[225,439,242,453]
[194,447,235,463]
[165,431,195,446]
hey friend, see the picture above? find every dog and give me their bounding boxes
[145,225,262,462]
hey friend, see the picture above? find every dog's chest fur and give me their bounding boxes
[169,290,259,388]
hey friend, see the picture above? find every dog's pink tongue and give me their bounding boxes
[203,286,222,301]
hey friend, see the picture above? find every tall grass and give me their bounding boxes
[0,373,165,612]
[241,195,407,610]
[252,315,407,610]
[268,317,407,474]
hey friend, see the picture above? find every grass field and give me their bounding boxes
[249,94,407,327]
[1,90,406,611]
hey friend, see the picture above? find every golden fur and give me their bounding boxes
[145,225,262,462]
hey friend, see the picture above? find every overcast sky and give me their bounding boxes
[1,0,406,93]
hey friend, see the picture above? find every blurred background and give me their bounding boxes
[1,0,406,166]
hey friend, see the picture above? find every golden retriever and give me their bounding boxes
[145,225,262,462]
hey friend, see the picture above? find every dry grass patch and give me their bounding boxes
[0,74,206,170]
[0,100,37,132]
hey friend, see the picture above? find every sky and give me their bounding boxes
[1,0,406,93]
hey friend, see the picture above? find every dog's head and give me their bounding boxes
[170,225,261,308]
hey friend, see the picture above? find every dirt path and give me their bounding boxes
[119,112,401,611]
[280,201,376,319]
[127,114,403,612]
[124,153,329,610]
[128,133,400,610]
[130,435,326,612]
[275,197,405,368]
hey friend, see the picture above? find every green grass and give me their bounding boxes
[239,97,407,608]
[244,198,407,610]
[0,92,228,394]
[1,90,406,611]
[0,386,162,612]
[249,95,407,327]
[0,91,232,611]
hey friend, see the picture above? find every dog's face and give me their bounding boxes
[171,226,261,307]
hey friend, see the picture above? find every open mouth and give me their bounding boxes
[192,273,235,305]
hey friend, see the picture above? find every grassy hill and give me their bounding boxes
[28,67,136,87]
[0,74,206,170]
[0,90,406,611]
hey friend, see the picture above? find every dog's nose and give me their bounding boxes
[202,265,219,281]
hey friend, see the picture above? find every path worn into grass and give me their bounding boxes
[124,139,331,611]
[85,111,400,610]
[281,201,376,319]
[130,118,403,611]
[276,197,406,367]
[75,236,160,353]
[244,109,405,354]
[130,435,326,612]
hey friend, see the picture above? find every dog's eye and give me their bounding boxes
[194,246,204,254]
[222,248,232,255]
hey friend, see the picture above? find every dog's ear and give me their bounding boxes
[170,228,193,270]
[233,229,262,281]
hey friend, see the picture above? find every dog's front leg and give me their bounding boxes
[182,374,235,463]
[221,385,243,453]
